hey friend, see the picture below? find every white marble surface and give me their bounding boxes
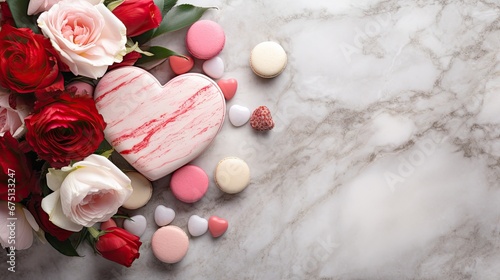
[3,0,500,279]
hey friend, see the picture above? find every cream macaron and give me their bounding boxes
[214,157,250,194]
[122,172,153,210]
[250,41,287,78]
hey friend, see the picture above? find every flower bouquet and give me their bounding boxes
[0,0,212,268]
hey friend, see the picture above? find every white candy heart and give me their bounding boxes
[229,105,251,127]
[154,205,176,227]
[123,215,147,237]
[202,56,224,79]
[188,215,208,237]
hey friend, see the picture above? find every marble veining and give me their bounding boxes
[2,0,500,279]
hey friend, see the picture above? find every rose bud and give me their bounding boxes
[90,227,142,267]
[112,0,162,37]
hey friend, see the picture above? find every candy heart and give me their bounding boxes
[208,216,228,238]
[229,105,250,127]
[188,215,208,237]
[123,215,147,237]
[94,66,226,180]
[154,205,176,227]
[169,55,194,75]
[217,79,238,100]
[100,218,117,230]
[202,56,224,79]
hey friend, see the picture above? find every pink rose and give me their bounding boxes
[0,88,32,138]
[37,0,127,79]
[27,0,101,15]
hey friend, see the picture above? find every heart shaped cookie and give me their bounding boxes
[94,66,225,180]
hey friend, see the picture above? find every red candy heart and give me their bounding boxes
[217,79,238,100]
[169,55,194,75]
[250,106,274,131]
[208,216,228,238]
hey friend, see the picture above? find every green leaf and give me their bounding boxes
[100,148,114,159]
[6,0,39,33]
[132,0,175,45]
[107,0,125,11]
[45,232,81,257]
[95,139,113,155]
[72,228,88,249]
[151,4,214,39]
[132,29,155,46]
[135,46,185,66]
[112,214,131,220]
[39,162,52,197]
[161,0,177,16]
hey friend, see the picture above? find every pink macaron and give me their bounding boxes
[151,226,189,264]
[170,165,209,203]
[186,20,225,60]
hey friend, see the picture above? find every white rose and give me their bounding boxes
[42,154,132,232]
[37,0,127,79]
[0,202,39,250]
[0,88,32,139]
[27,0,102,15]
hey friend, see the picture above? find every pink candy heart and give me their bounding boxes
[217,79,238,100]
[169,55,194,75]
[208,216,228,238]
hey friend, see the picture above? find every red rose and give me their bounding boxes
[95,227,142,267]
[0,3,14,26]
[26,194,73,241]
[0,132,39,202]
[0,25,65,94]
[112,0,162,37]
[24,93,106,167]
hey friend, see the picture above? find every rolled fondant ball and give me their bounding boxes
[170,165,209,203]
[122,172,153,210]
[151,225,189,264]
[214,157,250,194]
[250,41,287,78]
[186,20,225,60]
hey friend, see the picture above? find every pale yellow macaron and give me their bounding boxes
[122,172,153,210]
[250,41,287,78]
[214,157,250,194]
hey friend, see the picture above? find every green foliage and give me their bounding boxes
[45,232,81,257]
[135,46,185,66]
[6,0,39,33]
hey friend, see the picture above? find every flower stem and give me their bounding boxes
[87,227,100,239]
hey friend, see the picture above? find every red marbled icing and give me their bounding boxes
[94,67,226,180]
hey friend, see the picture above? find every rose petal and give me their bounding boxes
[46,168,70,191]
[15,207,34,250]
[0,201,10,248]
[0,202,34,250]
[22,207,39,232]
[41,190,83,232]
